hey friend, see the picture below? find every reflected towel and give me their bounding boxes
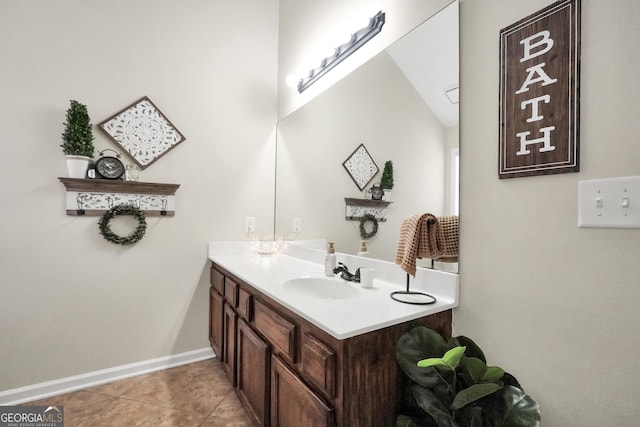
[395,213,446,276]
[436,215,459,262]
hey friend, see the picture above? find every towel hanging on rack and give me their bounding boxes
[435,215,459,262]
[395,213,446,276]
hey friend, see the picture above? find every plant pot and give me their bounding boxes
[383,189,392,201]
[65,155,90,178]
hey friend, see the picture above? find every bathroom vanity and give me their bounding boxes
[208,242,458,427]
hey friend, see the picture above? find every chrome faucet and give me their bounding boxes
[333,263,360,282]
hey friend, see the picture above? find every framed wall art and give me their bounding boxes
[342,144,379,191]
[498,0,580,179]
[98,96,186,170]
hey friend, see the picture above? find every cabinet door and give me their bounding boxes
[210,267,224,294]
[237,318,270,427]
[223,303,237,386]
[302,334,336,399]
[209,288,224,359]
[224,277,239,307]
[254,300,297,363]
[271,355,334,427]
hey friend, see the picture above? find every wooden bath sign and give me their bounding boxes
[499,0,581,179]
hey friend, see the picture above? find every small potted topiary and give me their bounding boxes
[61,99,95,178]
[381,160,394,201]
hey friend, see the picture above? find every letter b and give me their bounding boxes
[520,30,554,62]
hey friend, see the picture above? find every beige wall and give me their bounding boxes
[0,0,277,390]
[458,0,640,425]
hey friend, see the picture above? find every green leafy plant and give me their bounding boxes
[396,326,540,427]
[381,160,394,189]
[60,99,95,157]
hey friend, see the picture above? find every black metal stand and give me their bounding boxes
[390,273,437,305]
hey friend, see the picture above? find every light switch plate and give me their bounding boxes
[578,176,640,228]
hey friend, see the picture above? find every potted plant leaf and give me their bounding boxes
[396,326,540,427]
[381,160,394,201]
[61,99,95,178]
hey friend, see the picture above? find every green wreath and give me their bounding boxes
[98,204,147,245]
[359,214,379,239]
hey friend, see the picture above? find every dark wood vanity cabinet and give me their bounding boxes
[222,303,237,385]
[209,263,452,427]
[237,318,270,426]
[271,354,334,427]
[208,288,224,358]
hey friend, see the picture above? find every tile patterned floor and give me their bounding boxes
[24,358,251,426]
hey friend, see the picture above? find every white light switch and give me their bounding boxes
[578,176,640,228]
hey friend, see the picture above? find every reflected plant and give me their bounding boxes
[381,160,394,190]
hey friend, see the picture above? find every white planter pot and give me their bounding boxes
[383,189,392,201]
[65,155,90,178]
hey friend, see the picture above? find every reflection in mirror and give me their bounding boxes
[275,2,459,272]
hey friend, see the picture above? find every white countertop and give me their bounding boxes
[208,241,459,340]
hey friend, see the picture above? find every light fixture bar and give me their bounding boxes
[298,11,386,93]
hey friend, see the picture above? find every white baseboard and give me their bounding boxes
[0,347,215,405]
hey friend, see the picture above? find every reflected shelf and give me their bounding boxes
[344,197,392,221]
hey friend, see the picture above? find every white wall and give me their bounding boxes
[0,0,278,390]
[458,0,640,425]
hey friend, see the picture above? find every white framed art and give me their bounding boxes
[342,144,379,191]
[99,96,186,170]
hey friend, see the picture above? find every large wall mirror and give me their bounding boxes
[275,1,459,272]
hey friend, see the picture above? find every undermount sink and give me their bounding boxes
[282,275,358,300]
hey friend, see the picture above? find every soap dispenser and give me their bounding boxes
[357,240,369,257]
[325,241,337,276]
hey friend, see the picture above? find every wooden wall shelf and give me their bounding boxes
[59,178,180,216]
[344,197,392,221]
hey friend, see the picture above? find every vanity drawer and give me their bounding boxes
[237,287,253,321]
[302,334,336,399]
[224,278,238,307]
[254,300,296,363]
[210,267,224,294]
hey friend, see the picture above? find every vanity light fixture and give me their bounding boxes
[297,11,386,93]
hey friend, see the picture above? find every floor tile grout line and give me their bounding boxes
[21,358,251,426]
[200,390,230,422]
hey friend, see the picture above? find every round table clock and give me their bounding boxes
[95,149,125,180]
[370,184,384,201]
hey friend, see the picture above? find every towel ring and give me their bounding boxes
[390,273,437,306]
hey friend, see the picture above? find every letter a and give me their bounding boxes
[515,63,558,94]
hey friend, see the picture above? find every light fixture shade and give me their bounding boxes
[298,11,386,93]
